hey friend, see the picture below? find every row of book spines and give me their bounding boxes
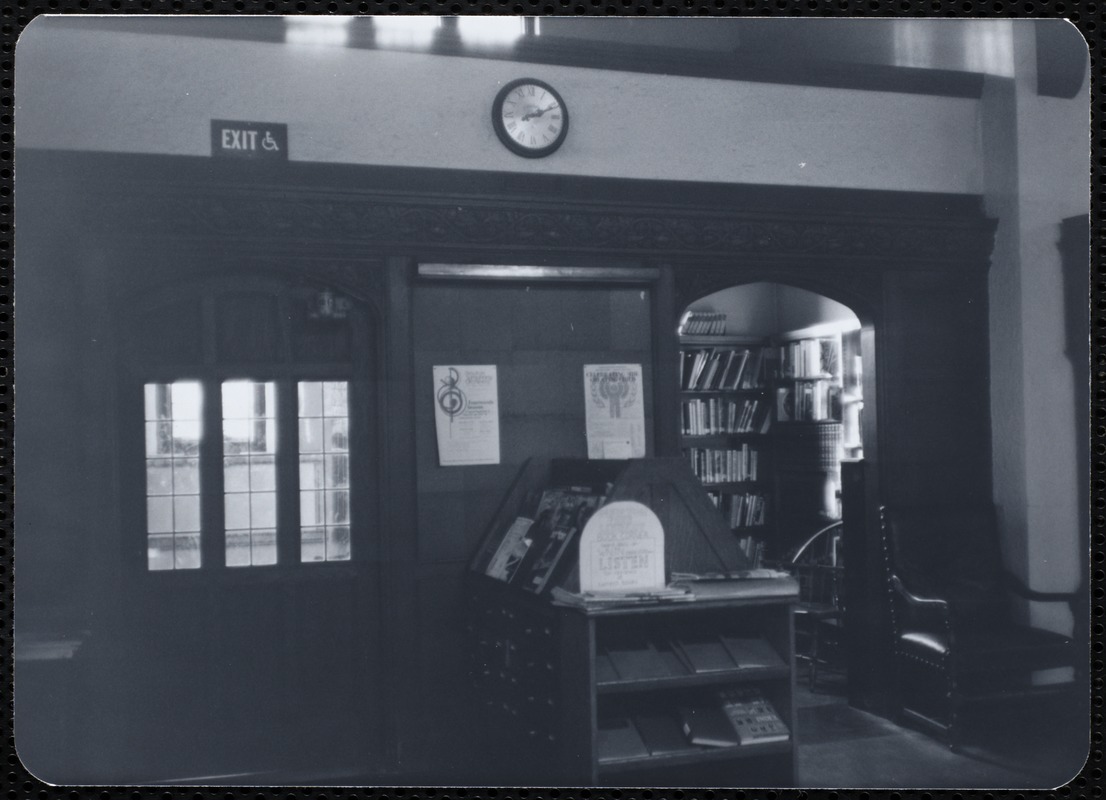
[778,337,841,379]
[706,491,767,529]
[678,310,727,336]
[776,382,842,423]
[686,446,759,485]
[680,347,767,391]
[681,398,772,436]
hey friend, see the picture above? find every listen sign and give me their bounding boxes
[211,120,288,160]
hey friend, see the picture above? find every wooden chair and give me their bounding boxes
[879,504,1081,750]
[790,520,845,690]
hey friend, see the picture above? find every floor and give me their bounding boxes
[795,673,1089,789]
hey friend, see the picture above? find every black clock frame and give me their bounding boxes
[491,78,570,159]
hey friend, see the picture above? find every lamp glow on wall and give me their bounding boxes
[372,17,442,49]
[284,17,353,47]
[456,17,526,48]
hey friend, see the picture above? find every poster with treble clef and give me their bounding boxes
[583,364,646,460]
[433,365,501,466]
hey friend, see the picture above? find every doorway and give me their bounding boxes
[677,280,871,693]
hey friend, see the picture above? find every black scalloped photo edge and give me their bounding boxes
[0,4,1099,799]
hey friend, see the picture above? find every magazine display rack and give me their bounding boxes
[466,458,797,786]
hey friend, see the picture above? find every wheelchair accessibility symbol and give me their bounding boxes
[261,131,280,152]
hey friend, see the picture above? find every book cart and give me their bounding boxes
[465,458,798,786]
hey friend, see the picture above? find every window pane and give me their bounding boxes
[299,380,352,563]
[250,419,276,454]
[324,419,348,452]
[148,534,174,570]
[224,455,250,492]
[301,490,324,526]
[146,421,172,457]
[326,454,350,489]
[145,382,205,571]
[298,418,324,454]
[226,531,252,567]
[298,381,323,418]
[329,490,350,524]
[147,457,173,495]
[222,380,278,568]
[174,533,201,569]
[326,526,351,562]
[174,457,200,494]
[145,384,170,421]
[171,382,203,421]
[299,455,324,490]
[250,492,277,529]
[252,530,277,566]
[225,493,250,530]
[323,382,348,416]
[301,527,325,563]
[172,420,201,455]
[250,455,276,491]
[222,381,256,419]
[174,495,201,532]
[147,496,173,534]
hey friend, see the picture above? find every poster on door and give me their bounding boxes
[433,365,501,466]
[584,364,646,459]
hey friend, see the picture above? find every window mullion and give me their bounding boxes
[277,379,300,565]
[201,377,226,569]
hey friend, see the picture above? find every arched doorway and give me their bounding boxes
[676,280,874,696]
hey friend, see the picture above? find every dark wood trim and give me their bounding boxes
[48,16,985,99]
[20,150,997,269]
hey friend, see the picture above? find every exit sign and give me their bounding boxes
[211,120,288,160]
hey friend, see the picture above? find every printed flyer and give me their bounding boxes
[433,365,500,466]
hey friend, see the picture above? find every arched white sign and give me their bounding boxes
[579,501,665,593]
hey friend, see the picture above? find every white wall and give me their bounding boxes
[687,282,859,339]
[16,20,983,193]
[987,22,1089,635]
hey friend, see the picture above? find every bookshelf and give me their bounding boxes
[773,333,851,542]
[465,457,798,786]
[678,321,862,561]
[678,333,775,564]
[467,578,797,786]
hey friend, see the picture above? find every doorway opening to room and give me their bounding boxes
[677,281,870,694]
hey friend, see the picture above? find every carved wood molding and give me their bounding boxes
[89,183,995,267]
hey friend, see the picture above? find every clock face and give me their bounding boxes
[492,78,569,158]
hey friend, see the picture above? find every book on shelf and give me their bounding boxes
[707,491,767,530]
[677,703,740,748]
[718,636,786,669]
[680,398,771,436]
[685,444,759,484]
[718,687,791,745]
[680,347,754,392]
[605,639,674,681]
[633,712,700,756]
[780,337,841,380]
[672,635,738,674]
[678,310,727,336]
[597,716,650,762]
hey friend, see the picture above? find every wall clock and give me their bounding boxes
[492,78,569,158]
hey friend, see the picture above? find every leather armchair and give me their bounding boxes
[880,505,1081,749]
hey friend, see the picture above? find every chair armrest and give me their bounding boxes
[889,573,950,631]
[1001,570,1080,607]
